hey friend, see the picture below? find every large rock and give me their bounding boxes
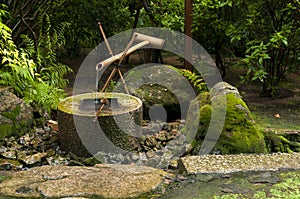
[0,164,169,198]
[115,64,196,121]
[0,87,33,139]
[191,82,266,154]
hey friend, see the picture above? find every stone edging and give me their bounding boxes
[178,152,300,174]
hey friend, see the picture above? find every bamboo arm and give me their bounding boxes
[96,40,149,70]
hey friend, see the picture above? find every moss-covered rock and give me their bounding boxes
[263,130,300,153]
[192,82,266,154]
[115,64,196,121]
[0,87,33,141]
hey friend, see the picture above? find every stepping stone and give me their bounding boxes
[179,153,300,174]
[0,164,169,198]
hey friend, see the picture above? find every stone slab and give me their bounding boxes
[0,164,168,198]
[179,153,300,174]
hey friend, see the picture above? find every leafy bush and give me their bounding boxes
[227,0,300,96]
[0,6,72,113]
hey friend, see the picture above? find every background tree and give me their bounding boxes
[148,0,300,96]
[228,0,300,96]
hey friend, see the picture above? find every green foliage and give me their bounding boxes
[149,0,299,95]
[0,7,72,113]
[53,0,134,56]
[151,0,185,31]
[178,69,208,94]
[228,0,300,95]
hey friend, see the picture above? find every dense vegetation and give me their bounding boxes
[0,0,299,114]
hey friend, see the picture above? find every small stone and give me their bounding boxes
[1,151,17,160]
[176,174,188,181]
[221,183,249,194]
[46,156,69,166]
[30,137,43,149]
[108,153,125,164]
[46,149,56,157]
[171,129,178,136]
[130,153,140,161]
[185,144,193,154]
[139,152,148,161]
[20,153,47,165]
[196,174,216,182]
[19,134,33,146]
[0,159,23,170]
[145,158,159,167]
[16,186,34,194]
[0,146,7,154]
[10,141,23,150]
[248,172,280,185]
[146,151,156,158]
[83,157,102,166]
[17,150,27,160]
[169,159,178,169]
[145,137,159,148]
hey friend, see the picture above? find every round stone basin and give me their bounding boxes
[57,92,143,157]
[58,92,142,116]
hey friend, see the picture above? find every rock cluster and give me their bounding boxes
[92,120,191,168]
[0,126,68,170]
[0,120,190,170]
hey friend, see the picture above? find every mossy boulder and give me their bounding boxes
[0,87,33,141]
[192,82,266,154]
[263,130,300,153]
[114,64,196,121]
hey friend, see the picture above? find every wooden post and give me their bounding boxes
[184,0,193,70]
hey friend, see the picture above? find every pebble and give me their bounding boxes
[20,153,47,165]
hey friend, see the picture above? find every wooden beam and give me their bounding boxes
[184,0,193,70]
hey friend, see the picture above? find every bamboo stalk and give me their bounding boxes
[96,41,150,70]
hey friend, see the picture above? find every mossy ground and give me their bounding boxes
[158,170,300,199]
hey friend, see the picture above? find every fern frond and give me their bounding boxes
[53,22,70,47]
[179,69,208,94]
[20,34,35,56]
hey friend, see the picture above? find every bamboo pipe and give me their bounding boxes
[96,40,150,70]
[96,33,166,70]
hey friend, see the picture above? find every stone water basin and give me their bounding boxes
[57,92,143,157]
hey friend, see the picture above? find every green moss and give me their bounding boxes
[0,124,13,141]
[210,171,300,199]
[193,93,266,154]
[263,130,300,153]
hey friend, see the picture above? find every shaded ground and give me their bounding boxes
[225,65,300,131]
